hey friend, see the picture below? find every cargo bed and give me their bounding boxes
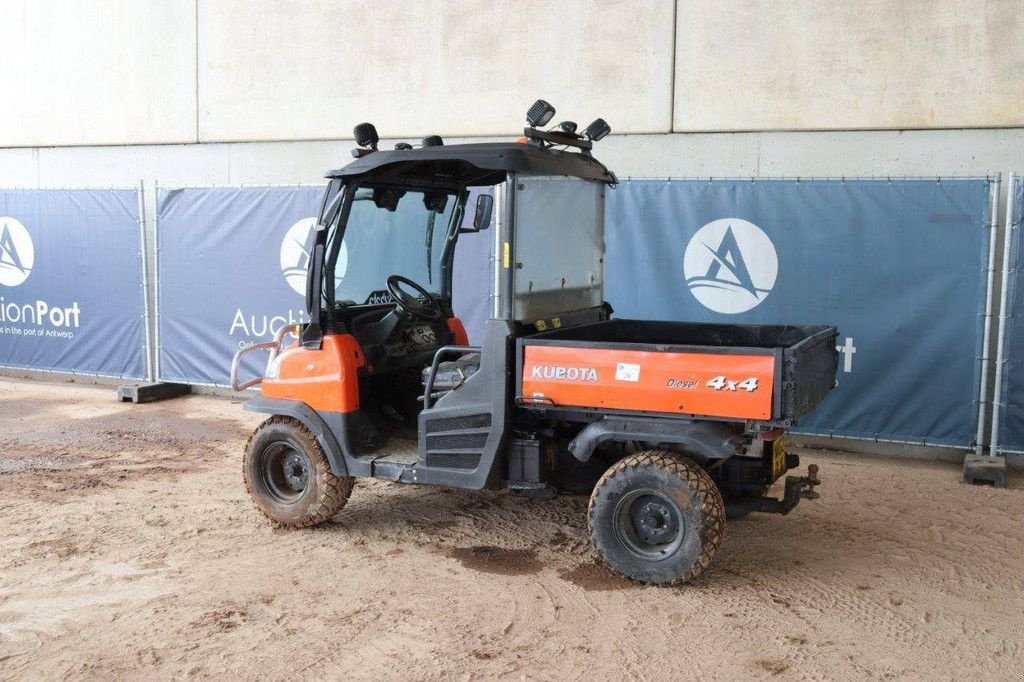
[517,319,838,426]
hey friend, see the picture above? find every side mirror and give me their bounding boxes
[473,194,494,231]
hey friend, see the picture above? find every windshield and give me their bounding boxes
[324,186,460,306]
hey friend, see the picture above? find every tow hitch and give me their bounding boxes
[746,464,821,516]
[793,463,821,501]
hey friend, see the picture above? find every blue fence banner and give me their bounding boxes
[605,178,994,447]
[994,175,1024,454]
[156,186,323,386]
[0,188,146,379]
[156,185,492,387]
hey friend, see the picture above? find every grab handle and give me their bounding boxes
[230,325,297,391]
[422,345,481,409]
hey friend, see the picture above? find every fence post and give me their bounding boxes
[976,174,1001,455]
[990,173,1017,457]
[136,180,154,382]
[153,180,162,382]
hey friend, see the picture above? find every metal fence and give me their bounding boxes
[603,177,997,448]
[152,184,492,388]
[0,186,148,380]
[154,185,324,387]
[2,176,1019,455]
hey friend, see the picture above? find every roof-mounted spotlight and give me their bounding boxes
[558,121,578,134]
[394,142,413,150]
[584,118,611,142]
[526,99,556,128]
[421,135,444,147]
[354,122,379,149]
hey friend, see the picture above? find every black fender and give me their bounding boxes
[244,397,349,476]
[568,416,747,463]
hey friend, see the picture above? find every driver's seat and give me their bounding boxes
[421,353,481,392]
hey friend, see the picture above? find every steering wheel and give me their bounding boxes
[386,275,442,320]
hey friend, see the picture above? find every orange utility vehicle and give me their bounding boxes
[233,101,838,585]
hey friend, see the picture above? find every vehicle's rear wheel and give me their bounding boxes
[588,450,724,585]
[244,416,354,528]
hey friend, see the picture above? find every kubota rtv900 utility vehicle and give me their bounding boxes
[233,101,838,585]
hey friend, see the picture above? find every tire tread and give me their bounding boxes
[587,449,725,585]
[243,415,355,528]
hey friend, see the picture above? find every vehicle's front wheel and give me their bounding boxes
[243,416,354,527]
[588,450,724,585]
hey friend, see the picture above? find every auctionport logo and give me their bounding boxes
[279,217,348,296]
[280,218,317,296]
[0,217,82,335]
[229,217,327,345]
[0,217,34,287]
[683,218,778,314]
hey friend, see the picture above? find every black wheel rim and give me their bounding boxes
[612,488,685,561]
[261,441,311,503]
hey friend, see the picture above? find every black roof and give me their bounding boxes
[325,142,616,187]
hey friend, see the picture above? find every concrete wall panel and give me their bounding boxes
[0,149,38,186]
[675,0,1024,131]
[2,129,1021,190]
[597,130,1024,179]
[35,145,228,189]
[0,1,197,147]
[198,0,674,142]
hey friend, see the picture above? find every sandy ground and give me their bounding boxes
[0,377,1022,680]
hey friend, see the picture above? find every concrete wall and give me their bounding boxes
[0,1,196,147]
[676,0,1024,131]
[198,0,674,141]
[3,130,1023,189]
[1,1,1021,149]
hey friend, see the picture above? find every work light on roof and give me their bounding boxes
[584,118,611,142]
[520,100,611,155]
[353,122,379,150]
[526,99,556,127]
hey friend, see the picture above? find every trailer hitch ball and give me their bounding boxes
[802,464,821,500]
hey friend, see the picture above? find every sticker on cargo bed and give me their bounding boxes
[683,218,777,314]
[666,378,698,390]
[614,362,640,382]
[530,365,599,382]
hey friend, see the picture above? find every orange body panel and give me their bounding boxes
[447,317,469,345]
[521,345,776,420]
[261,334,365,413]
